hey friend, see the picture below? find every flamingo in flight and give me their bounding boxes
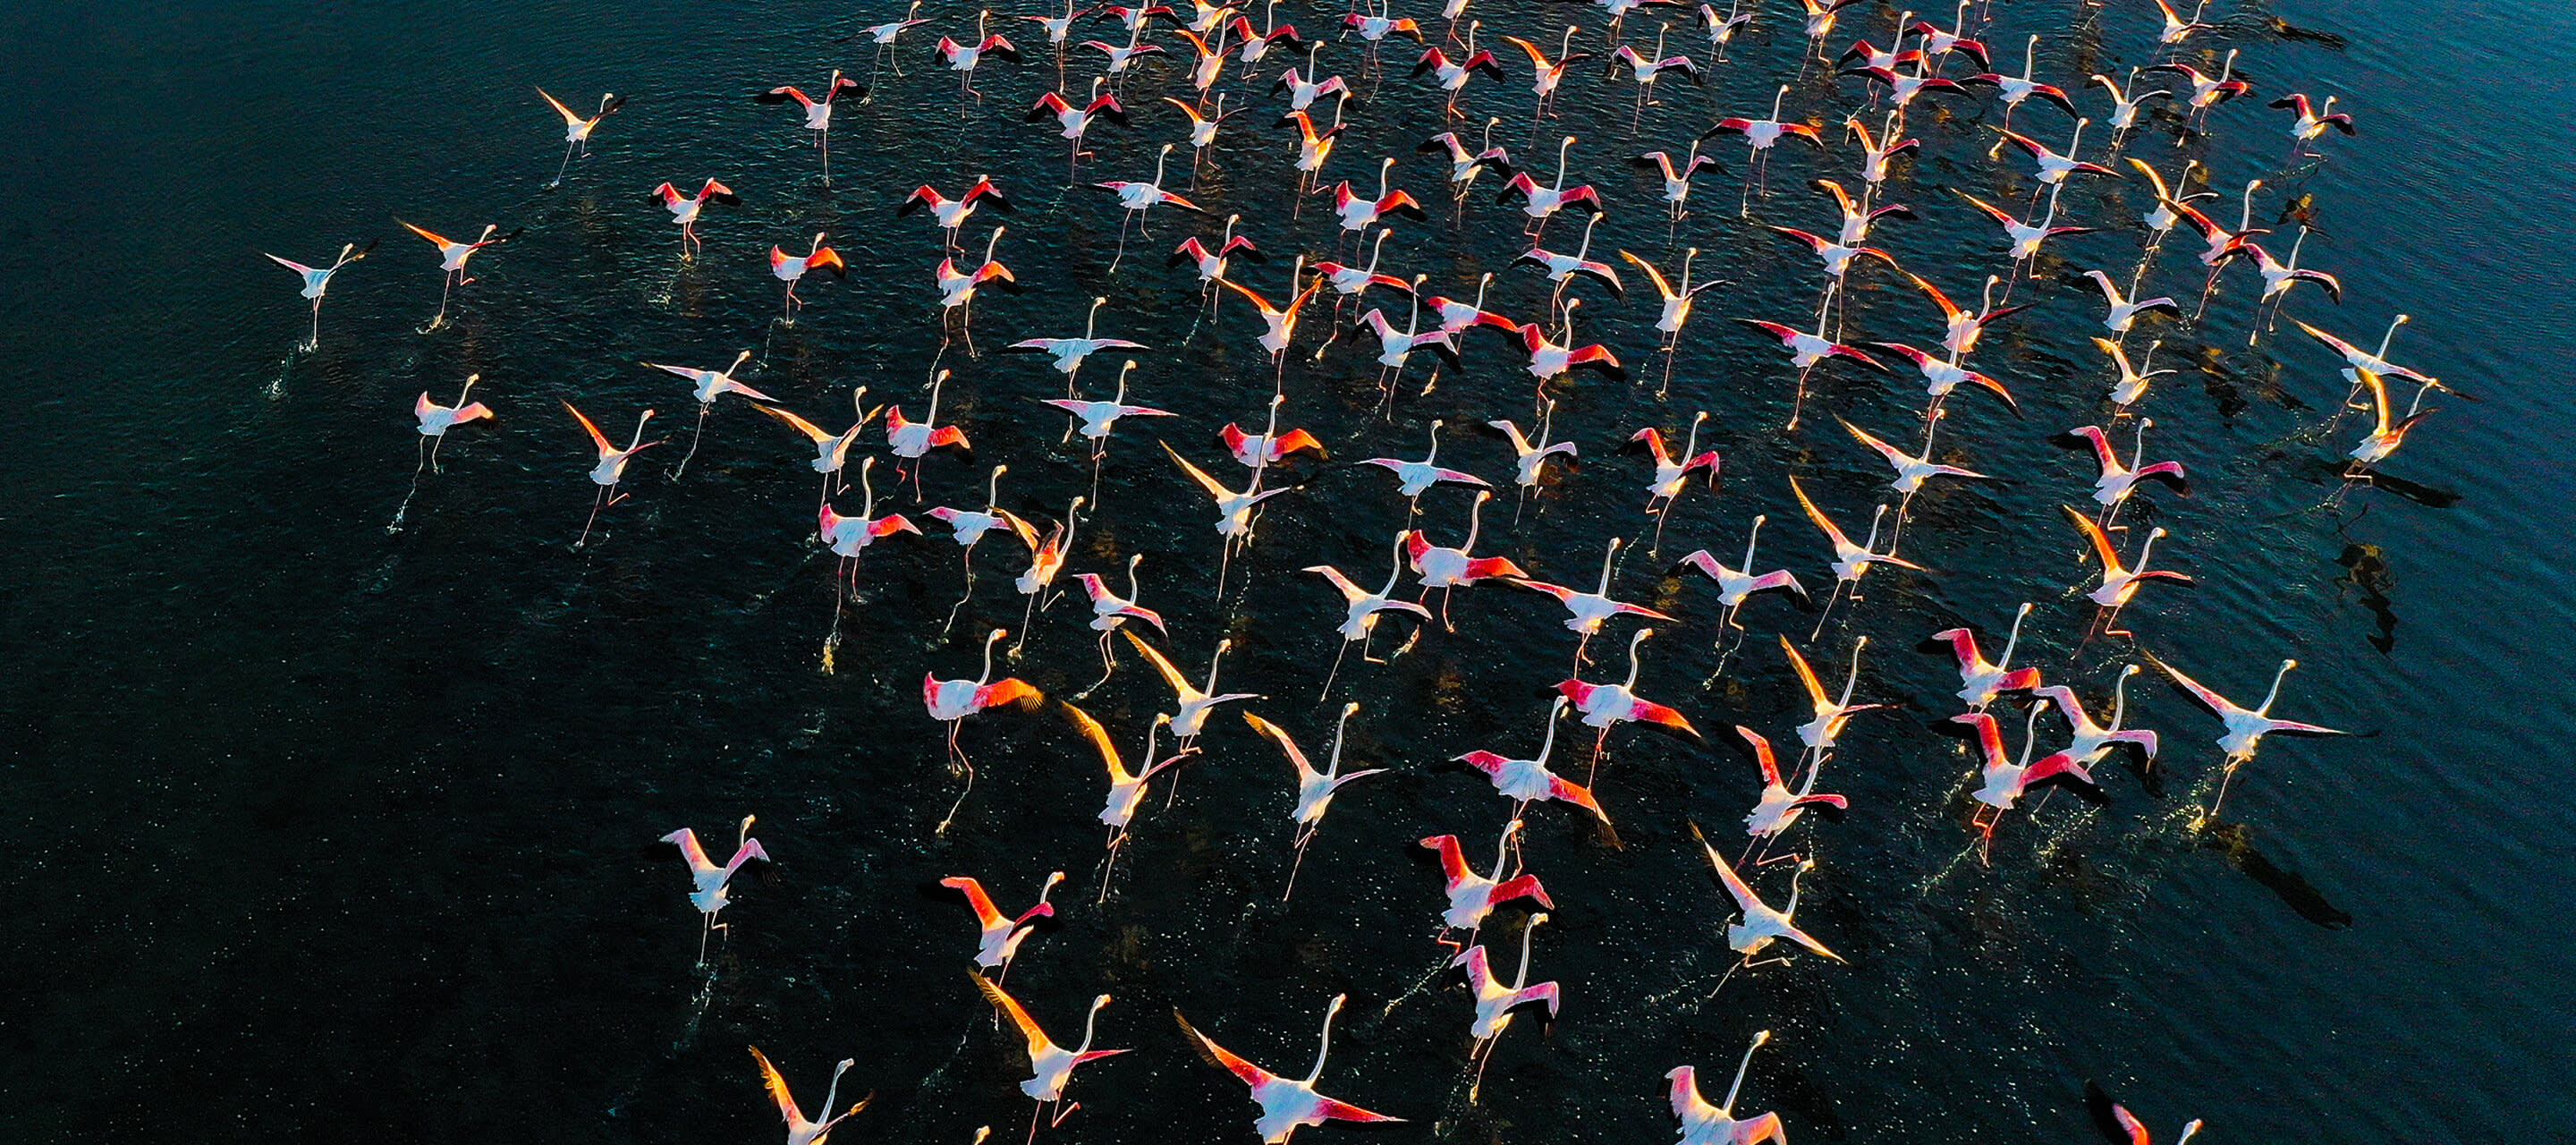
[1516,537,1674,666]
[1497,135,1605,235]
[1962,35,2080,143]
[935,226,1016,354]
[1343,276,1457,403]
[1231,0,1308,73]
[1164,441,1292,586]
[1455,696,1611,827]
[1623,249,1721,393]
[661,818,767,964]
[748,1046,867,1145]
[1421,820,1552,939]
[1218,257,1326,390]
[970,976,1127,1140]
[2274,92,2356,158]
[1174,996,1403,1145]
[1454,913,1557,1090]
[1907,3,1988,70]
[2095,337,2175,409]
[1606,26,1703,133]
[1674,515,1809,632]
[925,630,1046,828]
[2090,69,2171,138]
[1413,22,1504,115]
[1171,215,1262,301]
[1867,341,2020,414]
[2075,269,2182,336]
[1501,29,1593,125]
[643,350,769,478]
[1958,190,2097,280]
[1044,359,1177,463]
[1933,602,2041,710]
[1634,145,1722,221]
[1066,705,1191,882]
[1124,632,1260,749]
[1734,725,1844,843]
[2241,227,2343,339]
[564,401,658,547]
[1004,494,1085,657]
[1702,87,1820,208]
[2144,652,2348,818]
[1304,533,1436,696]
[1360,420,1488,515]
[1902,271,2031,359]
[1790,476,1919,632]
[936,12,1025,102]
[886,369,971,497]
[1069,553,1165,693]
[1407,489,1527,629]
[925,464,1021,631]
[1954,708,2096,859]
[2063,421,2188,521]
[1557,627,1700,771]
[754,71,864,183]
[397,219,515,328]
[1694,825,1841,962]
[262,240,374,351]
[941,865,1064,975]
[1330,156,1429,234]
[2032,665,2161,772]
[2148,48,2251,128]
[1008,296,1149,398]
[1095,145,1209,269]
[755,391,875,504]
[1696,0,1754,60]
[1844,112,1919,187]
[2064,509,2192,632]
[900,177,1014,250]
[536,88,626,187]
[1840,413,1995,503]
[409,372,494,479]
[1733,311,1885,429]
[2346,367,2434,471]
[1667,1030,1787,1145]
[1512,303,1625,388]
[770,233,849,324]
[818,460,919,649]
[650,179,739,258]
[1781,635,1888,757]
[1517,213,1626,315]
[854,0,932,89]
[1246,705,1391,897]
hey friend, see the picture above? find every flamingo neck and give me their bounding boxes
[1487,822,1518,878]
[1203,640,1230,692]
[2258,662,2293,713]
[1722,1037,1764,1112]
[1623,631,1648,688]
[1072,999,1106,1055]
[1741,517,1766,568]
[1306,998,1343,1083]
[1326,702,1358,776]
[1862,505,1889,554]
[976,630,1002,683]
[1596,539,1619,593]
[1999,606,2029,666]
[1553,138,1573,190]
[2111,668,2135,728]
[1534,701,1563,760]
[1462,495,1486,549]
[1509,915,1543,988]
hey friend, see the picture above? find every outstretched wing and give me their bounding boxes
[1174,1011,1277,1087]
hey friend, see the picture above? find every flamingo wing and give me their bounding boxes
[1174,1013,1279,1088]
[972,973,1053,1059]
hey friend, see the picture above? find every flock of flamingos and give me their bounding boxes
[264,0,2439,1141]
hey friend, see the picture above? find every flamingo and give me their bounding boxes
[1932,601,2040,710]
[1695,826,1841,961]
[2032,666,2160,771]
[1902,271,2029,359]
[936,227,1016,353]
[1557,628,1699,769]
[1733,310,1885,428]
[1501,28,1594,124]
[2295,315,2441,394]
[262,240,372,350]
[1067,705,1190,871]
[1278,106,1350,200]
[1734,725,1843,842]
[1453,696,1611,826]
[887,369,972,497]
[1311,228,1410,313]
[1962,35,2080,142]
[1006,495,1085,655]
[936,12,1024,102]
[1246,705,1389,896]
[1623,248,1721,392]
[818,459,921,618]
[1218,257,1325,390]
[857,0,933,88]
[1701,87,1820,208]
[2153,0,2215,47]
[1230,0,1308,72]
[536,89,626,187]
[2063,421,2187,518]
[1165,442,1292,591]
[1421,820,1553,937]
[769,233,848,324]
[661,818,767,964]
[1843,47,1968,110]
[1427,273,1518,343]
[649,179,738,258]
[1953,708,2094,859]
[1674,515,1809,631]
[1173,27,1232,94]
[1069,553,1166,693]
[1454,914,1558,1082]
[1345,276,1456,402]
[1496,135,1606,233]
[1782,634,1887,756]
[1606,26,1703,133]
[1633,144,1721,220]
[2106,1091,2205,1145]
[1164,95,1243,174]
[1512,306,1626,386]
[1008,297,1150,397]
[396,220,514,328]
[1043,359,1178,463]
[2274,93,2356,157]
[1993,119,2114,195]
[1413,22,1504,114]
[2096,337,2174,409]
[1907,3,1988,70]
[924,464,1021,630]
[1516,213,1625,314]
[1406,489,1529,628]
[1835,8,1922,72]
[754,71,864,183]
[1867,341,2021,413]
[1840,413,1994,501]
[1517,537,1675,665]
[1331,157,1429,234]
[1124,632,1260,748]
[1795,0,1867,53]
[748,1047,867,1145]
[2076,269,2181,335]
[1171,214,1262,303]
[2148,49,2250,127]
[1272,47,1352,112]
[1030,78,1129,181]
[564,401,658,547]
[1812,174,1915,248]
[1695,0,1753,59]
[1222,393,1327,471]
[1844,111,1919,186]
[2065,507,2193,628]
[970,977,1126,1139]
[1767,220,1898,292]
[2091,69,2172,138]
[1360,420,1489,512]
[1958,190,2097,277]
[645,350,770,478]
[1097,145,1210,269]
[900,177,1014,250]
[409,373,494,477]
[1174,996,1403,1145]
[925,631,1046,828]
[2346,368,2433,470]
[2242,228,2343,339]
[1790,476,1920,632]
[1303,533,1436,695]
[1634,411,1718,548]
[1666,1031,1787,1145]
[941,865,1064,974]
[2141,652,2346,818]
[1081,23,1169,78]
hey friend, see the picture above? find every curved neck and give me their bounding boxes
[1596,538,1620,593]
[1306,997,1343,1083]
[2258,661,2292,713]
[1535,700,1563,759]
[1623,631,1649,688]
[1552,137,1573,189]
[1462,494,1486,550]
[1326,703,1358,775]
[1510,915,1543,988]
[1722,1037,1764,1112]
[1073,998,1107,1055]
[977,630,1002,683]
[1998,606,2029,666]
[1203,640,1229,692]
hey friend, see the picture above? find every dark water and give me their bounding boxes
[4,0,2571,1141]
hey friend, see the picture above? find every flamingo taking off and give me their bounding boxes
[1174,996,1403,1145]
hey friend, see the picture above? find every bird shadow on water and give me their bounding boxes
[2197,821,2354,929]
